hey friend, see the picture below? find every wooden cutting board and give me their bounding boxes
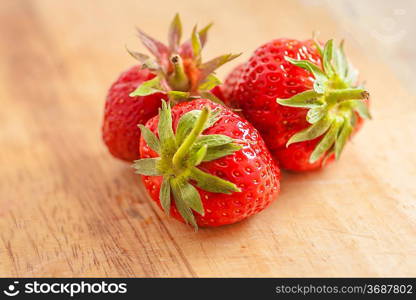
[1,0,415,277]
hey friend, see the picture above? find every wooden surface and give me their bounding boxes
[1,0,415,277]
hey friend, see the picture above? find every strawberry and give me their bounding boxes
[102,14,239,162]
[228,38,371,171]
[134,99,280,228]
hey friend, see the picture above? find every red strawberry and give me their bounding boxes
[102,14,239,162]
[103,66,165,161]
[222,63,245,104]
[228,38,371,171]
[134,99,280,228]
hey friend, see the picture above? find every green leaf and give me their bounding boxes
[198,74,221,91]
[287,114,333,147]
[125,47,150,63]
[191,26,202,62]
[168,13,182,52]
[171,179,198,229]
[138,125,160,154]
[198,23,213,48]
[277,90,322,108]
[175,109,221,145]
[284,56,328,93]
[129,77,163,97]
[309,118,343,163]
[322,39,334,77]
[335,118,353,160]
[200,53,241,79]
[136,28,169,62]
[333,40,348,79]
[199,91,226,106]
[160,176,171,215]
[190,167,240,194]
[177,180,204,215]
[312,32,323,56]
[188,145,207,166]
[194,134,233,148]
[353,100,372,120]
[307,105,327,124]
[203,143,242,162]
[133,158,162,176]
[158,101,176,151]
[167,91,190,101]
[205,108,221,129]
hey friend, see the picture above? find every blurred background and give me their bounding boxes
[1,0,415,277]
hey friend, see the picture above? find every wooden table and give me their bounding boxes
[1,0,415,277]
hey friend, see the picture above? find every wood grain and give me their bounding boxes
[0,0,415,277]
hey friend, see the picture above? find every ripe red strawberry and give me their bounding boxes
[102,14,239,162]
[134,99,280,228]
[228,38,371,171]
[222,63,245,104]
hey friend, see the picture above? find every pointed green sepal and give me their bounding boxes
[158,101,176,150]
[198,23,212,48]
[133,158,162,176]
[198,74,222,91]
[168,13,182,52]
[194,134,233,148]
[306,106,327,124]
[129,77,163,97]
[199,91,226,106]
[125,47,150,63]
[171,179,197,229]
[190,167,240,194]
[160,176,171,215]
[322,39,334,77]
[284,56,328,93]
[277,90,323,108]
[136,28,169,64]
[138,124,161,154]
[309,118,343,163]
[287,115,333,147]
[200,53,241,79]
[335,119,353,160]
[203,143,242,162]
[191,26,202,63]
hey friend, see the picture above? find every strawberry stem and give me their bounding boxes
[168,55,190,92]
[172,106,210,170]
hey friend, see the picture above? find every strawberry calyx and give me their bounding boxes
[133,100,242,229]
[277,39,371,164]
[128,14,240,105]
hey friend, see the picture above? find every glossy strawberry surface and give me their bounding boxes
[222,63,245,106]
[102,65,166,162]
[140,99,280,227]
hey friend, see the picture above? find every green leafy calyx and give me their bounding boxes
[133,101,242,229]
[277,39,371,163]
[128,14,240,104]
